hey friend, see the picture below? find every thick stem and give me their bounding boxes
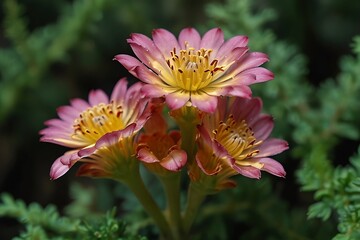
[182,183,207,235]
[175,106,200,165]
[121,169,173,240]
[161,174,183,240]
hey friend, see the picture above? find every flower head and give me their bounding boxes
[136,99,187,176]
[40,78,150,179]
[192,97,288,190]
[115,28,273,113]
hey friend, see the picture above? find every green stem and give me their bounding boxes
[175,106,199,164]
[182,183,207,235]
[120,169,173,240]
[161,174,183,240]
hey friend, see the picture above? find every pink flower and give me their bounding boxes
[192,97,288,189]
[114,28,273,113]
[136,99,187,176]
[40,78,150,179]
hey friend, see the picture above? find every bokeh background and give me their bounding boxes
[1,0,360,239]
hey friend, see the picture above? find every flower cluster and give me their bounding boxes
[41,28,288,239]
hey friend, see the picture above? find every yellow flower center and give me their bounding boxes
[72,101,124,144]
[213,115,263,168]
[166,43,225,92]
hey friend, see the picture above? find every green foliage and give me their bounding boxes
[298,147,360,239]
[206,0,360,239]
[0,193,146,240]
[0,193,79,239]
[1,0,360,239]
[0,0,111,123]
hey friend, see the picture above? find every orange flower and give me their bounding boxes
[136,99,187,176]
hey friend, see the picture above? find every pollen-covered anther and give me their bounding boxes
[166,44,225,91]
[214,115,262,161]
[71,102,124,144]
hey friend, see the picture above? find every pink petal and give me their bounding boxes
[124,82,146,108]
[165,91,190,110]
[127,33,163,61]
[70,98,90,112]
[224,85,252,99]
[50,158,70,180]
[212,139,232,160]
[178,28,201,49]
[191,93,218,113]
[218,47,249,66]
[88,89,109,106]
[57,105,78,122]
[258,157,286,177]
[59,150,81,165]
[232,164,261,179]
[159,149,187,171]
[114,54,143,76]
[111,79,131,105]
[198,125,230,160]
[230,97,262,123]
[96,123,137,148]
[256,138,289,157]
[40,135,84,148]
[133,111,151,133]
[141,84,168,98]
[251,115,274,140]
[50,150,80,179]
[197,124,213,147]
[216,35,249,58]
[78,145,97,158]
[134,66,164,84]
[227,52,269,77]
[137,147,160,163]
[200,28,224,52]
[152,29,180,58]
[128,42,165,74]
[234,67,274,85]
[78,124,137,157]
[42,119,69,130]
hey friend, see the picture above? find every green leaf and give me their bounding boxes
[308,202,332,221]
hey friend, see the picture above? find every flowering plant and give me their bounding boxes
[41,27,287,239]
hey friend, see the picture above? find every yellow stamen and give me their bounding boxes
[165,43,225,92]
[213,115,263,167]
[72,101,125,144]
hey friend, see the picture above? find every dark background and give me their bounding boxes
[1,0,360,239]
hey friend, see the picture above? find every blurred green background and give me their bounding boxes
[1,0,360,239]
